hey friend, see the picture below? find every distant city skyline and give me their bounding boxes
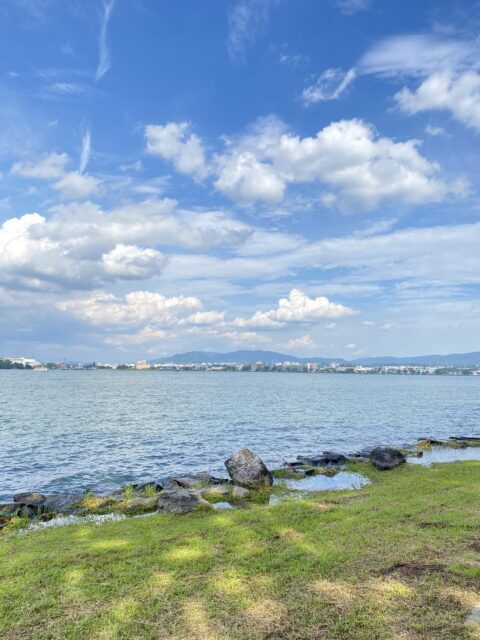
[1,1,480,361]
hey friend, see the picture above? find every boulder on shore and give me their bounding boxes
[225,449,273,488]
[370,447,406,470]
[13,492,46,507]
[157,489,212,514]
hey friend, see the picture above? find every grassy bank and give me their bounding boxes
[1,461,479,639]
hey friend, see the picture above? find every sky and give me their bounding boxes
[1,0,480,362]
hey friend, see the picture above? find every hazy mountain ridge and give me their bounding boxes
[148,350,480,366]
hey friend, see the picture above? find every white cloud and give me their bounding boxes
[425,124,448,137]
[52,171,100,200]
[57,290,220,330]
[302,68,356,105]
[145,122,207,180]
[396,70,480,131]
[47,82,85,95]
[336,0,370,14]
[96,0,116,82]
[11,152,68,179]
[233,289,357,327]
[286,334,316,351]
[155,116,463,210]
[102,244,168,279]
[358,34,476,77]
[227,0,279,62]
[79,128,91,174]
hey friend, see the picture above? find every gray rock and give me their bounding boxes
[132,481,163,493]
[198,485,230,497]
[157,489,212,514]
[370,447,406,470]
[43,493,83,514]
[161,472,213,490]
[0,503,19,516]
[225,449,273,488]
[13,492,46,507]
[296,453,347,466]
[232,486,251,499]
[117,496,159,514]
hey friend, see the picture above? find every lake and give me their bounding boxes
[1,370,479,500]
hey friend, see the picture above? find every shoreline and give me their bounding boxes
[2,436,480,531]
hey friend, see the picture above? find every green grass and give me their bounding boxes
[1,461,479,639]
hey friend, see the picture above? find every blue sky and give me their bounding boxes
[1,0,480,361]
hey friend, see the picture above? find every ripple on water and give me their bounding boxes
[408,446,480,466]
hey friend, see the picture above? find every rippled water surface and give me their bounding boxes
[1,370,479,500]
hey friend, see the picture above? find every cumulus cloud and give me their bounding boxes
[11,152,68,179]
[149,116,464,210]
[395,70,480,131]
[145,122,207,180]
[358,34,480,132]
[52,171,99,200]
[302,68,356,105]
[233,289,357,328]
[0,198,264,291]
[58,290,211,328]
[10,151,100,200]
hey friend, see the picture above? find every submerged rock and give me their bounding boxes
[157,489,212,514]
[225,449,273,488]
[370,447,406,470]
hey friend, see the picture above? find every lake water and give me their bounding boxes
[1,370,479,500]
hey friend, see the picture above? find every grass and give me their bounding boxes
[1,461,479,639]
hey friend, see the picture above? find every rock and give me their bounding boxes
[296,453,347,466]
[132,481,163,493]
[161,472,213,490]
[157,489,212,514]
[0,503,19,516]
[43,494,83,514]
[13,492,46,507]
[417,438,446,447]
[370,447,406,470]
[225,449,273,488]
[232,486,251,499]
[198,486,230,497]
[117,496,159,514]
[451,436,480,443]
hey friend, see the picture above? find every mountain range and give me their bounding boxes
[148,350,480,366]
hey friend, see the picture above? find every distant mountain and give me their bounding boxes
[149,350,345,365]
[148,349,480,366]
[349,352,480,366]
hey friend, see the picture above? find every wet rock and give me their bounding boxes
[296,453,347,466]
[225,449,273,488]
[451,436,480,443]
[13,492,47,507]
[43,493,83,514]
[232,486,251,499]
[417,438,446,447]
[370,447,406,470]
[157,489,212,514]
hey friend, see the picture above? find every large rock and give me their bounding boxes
[13,492,46,507]
[370,447,406,471]
[43,493,83,514]
[225,449,273,488]
[157,489,212,514]
[161,472,213,490]
[297,453,347,466]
